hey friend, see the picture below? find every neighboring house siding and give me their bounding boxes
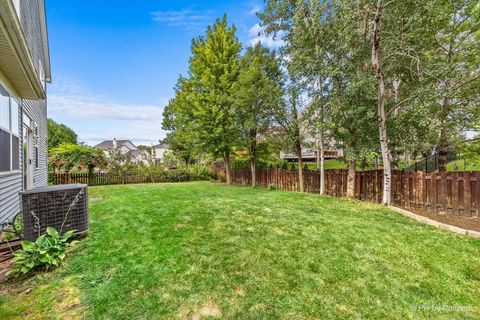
[154,147,168,160]
[23,98,48,186]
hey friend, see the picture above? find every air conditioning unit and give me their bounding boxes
[20,184,88,241]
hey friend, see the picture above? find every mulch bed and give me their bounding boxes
[406,209,480,232]
[0,239,21,282]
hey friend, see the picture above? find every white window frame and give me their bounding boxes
[0,83,21,176]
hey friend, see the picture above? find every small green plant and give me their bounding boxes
[6,227,78,277]
[268,183,276,190]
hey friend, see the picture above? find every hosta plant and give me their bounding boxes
[6,227,78,277]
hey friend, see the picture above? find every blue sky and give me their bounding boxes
[46,0,282,146]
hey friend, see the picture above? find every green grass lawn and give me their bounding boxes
[292,159,377,171]
[1,182,480,319]
[446,159,480,172]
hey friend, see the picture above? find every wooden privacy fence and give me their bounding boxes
[215,168,479,218]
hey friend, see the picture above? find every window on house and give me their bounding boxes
[0,84,21,173]
[11,99,19,170]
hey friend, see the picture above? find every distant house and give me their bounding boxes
[0,0,51,224]
[280,134,343,163]
[280,148,343,162]
[94,139,150,164]
[152,143,169,163]
[95,139,136,155]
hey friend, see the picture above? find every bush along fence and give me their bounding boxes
[213,167,480,218]
[49,169,212,186]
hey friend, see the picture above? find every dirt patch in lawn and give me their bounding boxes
[1,276,87,319]
[178,302,222,319]
[405,208,480,232]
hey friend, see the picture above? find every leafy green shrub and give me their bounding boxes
[268,183,276,190]
[164,169,192,182]
[188,165,214,180]
[7,227,78,277]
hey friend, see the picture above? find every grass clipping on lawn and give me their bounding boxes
[1,181,479,319]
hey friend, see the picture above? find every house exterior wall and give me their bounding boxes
[0,0,49,224]
[23,98,48,186]
[119,145,131,155]
[18,0,48,85]
[0,72,22,223]
[154,147,168,160]
[0,79,48,225]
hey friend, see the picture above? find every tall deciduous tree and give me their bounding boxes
[274,82,307,192]
[232,43,283,187]
[368,0,439,204]
[425,0,480,171]
[290,0,332,195]
[325,1,378,197]
[162,78,198,168]
[188,15,241,184]
[47,119,77,151]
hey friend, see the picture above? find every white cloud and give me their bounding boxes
[49,95,165,121]
[150,9,213,30]
[248,23,284,49]
[48,77,168,146]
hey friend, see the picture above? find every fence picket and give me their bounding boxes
[210,168,479,218]
[50,169,479,218]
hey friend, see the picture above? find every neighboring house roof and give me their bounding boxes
[94,140,136,150]
[127,150,142,156]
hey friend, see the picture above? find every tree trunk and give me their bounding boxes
[315,70,325,195]
[296,142,304,192]
[372,1,392,205]
[223,152,231,184]
[88,165,94,185]
[250,137,257,187]
[319,130,325,195]
[438,79,451,172]
[346,160,356,198]
[438,130,448,172]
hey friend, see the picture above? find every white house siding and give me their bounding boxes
[0,99,47,224]
[154,147,168,161]
[0,171,22,223]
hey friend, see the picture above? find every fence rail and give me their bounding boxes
[214,168,479,218]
